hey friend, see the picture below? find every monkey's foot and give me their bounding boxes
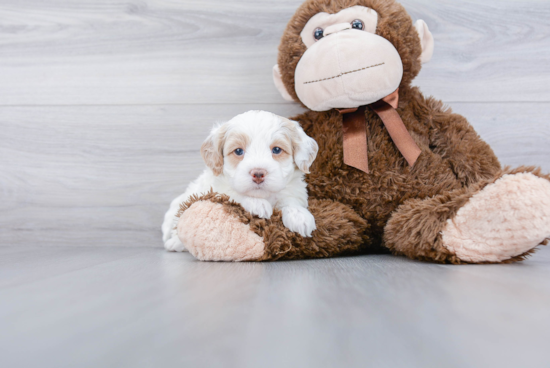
[178,200,265,262]
[442,172,550,263]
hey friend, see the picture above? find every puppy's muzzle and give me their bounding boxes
[250,169,267,184]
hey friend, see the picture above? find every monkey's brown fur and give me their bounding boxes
[179,0,549,263]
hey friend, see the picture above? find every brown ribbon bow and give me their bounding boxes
[339,89,421,173]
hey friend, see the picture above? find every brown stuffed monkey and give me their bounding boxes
[176,0,550,263]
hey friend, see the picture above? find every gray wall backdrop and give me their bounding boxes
[1,0,549,248]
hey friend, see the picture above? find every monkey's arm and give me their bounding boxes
[176,192,368,261]
[426,98,501,185]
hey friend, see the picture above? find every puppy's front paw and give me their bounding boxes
[240,197,273,219]
[282,206,316,237]
[164,234,187,252]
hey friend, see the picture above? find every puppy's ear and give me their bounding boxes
[284,119,318,174]
[201,124,226,176]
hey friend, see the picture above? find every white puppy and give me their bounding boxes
[162,110,319,252]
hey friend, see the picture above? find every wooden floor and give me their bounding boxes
[1,246,550,368]
[1,0,550,366]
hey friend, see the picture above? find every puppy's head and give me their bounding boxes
[201,110,318,198]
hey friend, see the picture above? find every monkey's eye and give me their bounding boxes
[272,147,282,155]
[234,148,244,156]
[351,19,364,30]
[313,27,324,41]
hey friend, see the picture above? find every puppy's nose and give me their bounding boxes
[250,169,267,184]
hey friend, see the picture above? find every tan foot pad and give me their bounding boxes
[442,173,550,262]
[177,201,265,261]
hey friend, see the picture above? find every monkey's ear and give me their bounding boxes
[414,20,434,64]
[273,64,296,102]
[200,124,225,176]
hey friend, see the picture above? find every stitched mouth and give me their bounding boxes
[303,62,385,85]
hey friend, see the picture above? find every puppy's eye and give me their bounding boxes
[351,19,364,30]
[234,148,244,156]
[272,147,282,155]
[313,27,324,41]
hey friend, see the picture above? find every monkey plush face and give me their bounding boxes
[273,0,434,112]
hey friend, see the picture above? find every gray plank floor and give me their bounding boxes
[1,0,550,366]
[1,246,550,368]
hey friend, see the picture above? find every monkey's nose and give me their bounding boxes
[250,169,267,184]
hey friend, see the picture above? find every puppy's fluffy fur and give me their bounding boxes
[162,110,319,252]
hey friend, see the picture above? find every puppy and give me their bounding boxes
[162,110,319,252]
